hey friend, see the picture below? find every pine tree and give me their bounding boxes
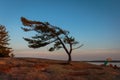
[21,17,83,64]
[0,25,12,57]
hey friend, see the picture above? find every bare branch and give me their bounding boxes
[72,44,84,50]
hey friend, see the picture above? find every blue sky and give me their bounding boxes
[0,0,120,60]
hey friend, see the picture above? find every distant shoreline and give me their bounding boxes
[84,60,120,63]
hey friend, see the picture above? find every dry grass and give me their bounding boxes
[0,58,119,80]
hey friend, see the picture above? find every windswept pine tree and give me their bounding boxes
[0,25,13,57]
[21,17,83,64]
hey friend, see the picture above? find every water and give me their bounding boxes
[89,62,120,67]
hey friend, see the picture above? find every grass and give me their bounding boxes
[0,58,119,80]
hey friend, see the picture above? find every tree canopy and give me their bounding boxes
[0,25,13,57]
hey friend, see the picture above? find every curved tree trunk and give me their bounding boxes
[57,36,73,64]
[67,53,72,64]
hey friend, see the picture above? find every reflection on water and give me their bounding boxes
[89,62,120,67]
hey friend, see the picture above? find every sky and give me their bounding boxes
[0,0,120,60]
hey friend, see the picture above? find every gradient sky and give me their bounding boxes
[0,0,120,60]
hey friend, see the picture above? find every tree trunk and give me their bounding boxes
[67,53,72,64]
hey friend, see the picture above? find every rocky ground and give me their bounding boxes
[0,58,120,80]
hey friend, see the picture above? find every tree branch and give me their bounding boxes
[57,36,69,54]
[72,44,83,50]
